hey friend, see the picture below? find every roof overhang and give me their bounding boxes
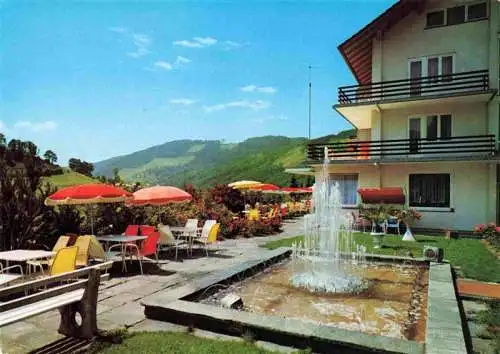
[338,0,425,84]
[334,90,496,129]
[284,168,315,176]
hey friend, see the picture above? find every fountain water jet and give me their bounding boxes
[290,146,367,293]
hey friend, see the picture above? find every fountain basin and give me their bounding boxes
[142,248,467,353]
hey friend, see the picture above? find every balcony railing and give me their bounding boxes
[338,70,489,105]
[307,135,497,161]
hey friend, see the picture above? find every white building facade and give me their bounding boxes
[308,0,499,231]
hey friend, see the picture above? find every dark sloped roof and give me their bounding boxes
[338,0,425,84]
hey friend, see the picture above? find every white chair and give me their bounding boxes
[0,264,24,287]
[157,224,187,261]
[183,219,198,255]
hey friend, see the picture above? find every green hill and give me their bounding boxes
[44,169,99,188]
[93,131,354,187]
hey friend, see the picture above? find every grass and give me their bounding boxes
[91,331,309,354]
[263,233,500,283]
[44,170,99,188]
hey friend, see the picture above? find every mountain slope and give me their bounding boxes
[93,131,354,187]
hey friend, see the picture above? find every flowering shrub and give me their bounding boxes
[395,208,423,225]
[474,222,500,249]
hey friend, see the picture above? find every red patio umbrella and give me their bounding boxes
[281,187,309,193]
[45,183,133,234]
[127,186,192,206]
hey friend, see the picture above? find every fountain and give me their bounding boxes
[290,147,367,294]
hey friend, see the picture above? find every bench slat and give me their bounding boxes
[0,261,113,298]
[0,279,88,313]
[0,289,84,327]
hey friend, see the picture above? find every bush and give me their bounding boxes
[474,222,500,249]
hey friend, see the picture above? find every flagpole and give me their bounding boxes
[308,65,312,140]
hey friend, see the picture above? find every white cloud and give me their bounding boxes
[173,36,217,48]
[193,36,217,46]
[240,85,277,94]
[108,26,127,33]
[154,61,173,70]
[204,100,271,113]
[221,40,244,50]
[251,114,289,124]
[175,56,191,65]
[127,33,151,58]
[0,121,6,132]
[170,98,196,105]
[14,120,58,132]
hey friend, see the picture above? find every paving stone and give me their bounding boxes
[98,302,145,328]
[98,291,143,308]
[130,319,186,333]
[194,328,244,342]
[463,300,488,320]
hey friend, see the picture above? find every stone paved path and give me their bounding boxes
[0,218,304,353]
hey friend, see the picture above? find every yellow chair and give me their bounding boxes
[27,236,70,275]
[49,246,78,276]
[74,236,91,267]
[247,209,260,221]
[193,223,220,257]
[88,235,106,261]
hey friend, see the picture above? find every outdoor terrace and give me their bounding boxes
[307,134,498,163]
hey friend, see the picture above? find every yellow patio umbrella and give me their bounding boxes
[228,180,264,190]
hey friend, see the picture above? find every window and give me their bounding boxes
[410,174,450,208]
[426,10,445,27]
[329,174,358,206]
[468,2,487,21]
[447,5,466,25]
[428,57,439,82]
[426,2,487,28]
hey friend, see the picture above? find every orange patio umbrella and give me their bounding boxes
[127,186,192,206]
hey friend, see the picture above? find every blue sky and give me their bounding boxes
[1,0,393,164]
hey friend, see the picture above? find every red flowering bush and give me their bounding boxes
[474,222,500,249]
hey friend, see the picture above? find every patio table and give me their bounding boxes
[96,235,147,272]
[0,250,54,268]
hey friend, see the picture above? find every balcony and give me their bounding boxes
[307,135,497,163]
[338,70,490,105]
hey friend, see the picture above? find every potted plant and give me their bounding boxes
[359,204,389,249]
[396,208,422,242]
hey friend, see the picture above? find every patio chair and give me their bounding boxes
[247,209,260,221]
[194,223,220,257]
[125,232,159,275]
[124,225,140,235]
[88,235,107,262]
[49,246,79,276]
[0,264,24,287]
[386,216,401,235]
[157,223,187,261]
[74,236,91,268]
[139,225,156,235]
[27,235,71,275]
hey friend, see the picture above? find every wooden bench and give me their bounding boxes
[0,261,113,339]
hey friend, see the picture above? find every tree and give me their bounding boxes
[0,133,5,147]
[43,150,58,164]
[21,141,38,157]
[306,175,315,187]
[290,176,299,188]
[68,158,94,177]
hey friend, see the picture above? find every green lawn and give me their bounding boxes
[92,331,306,354]
[263,233,500,283]
[44,170,99,188]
